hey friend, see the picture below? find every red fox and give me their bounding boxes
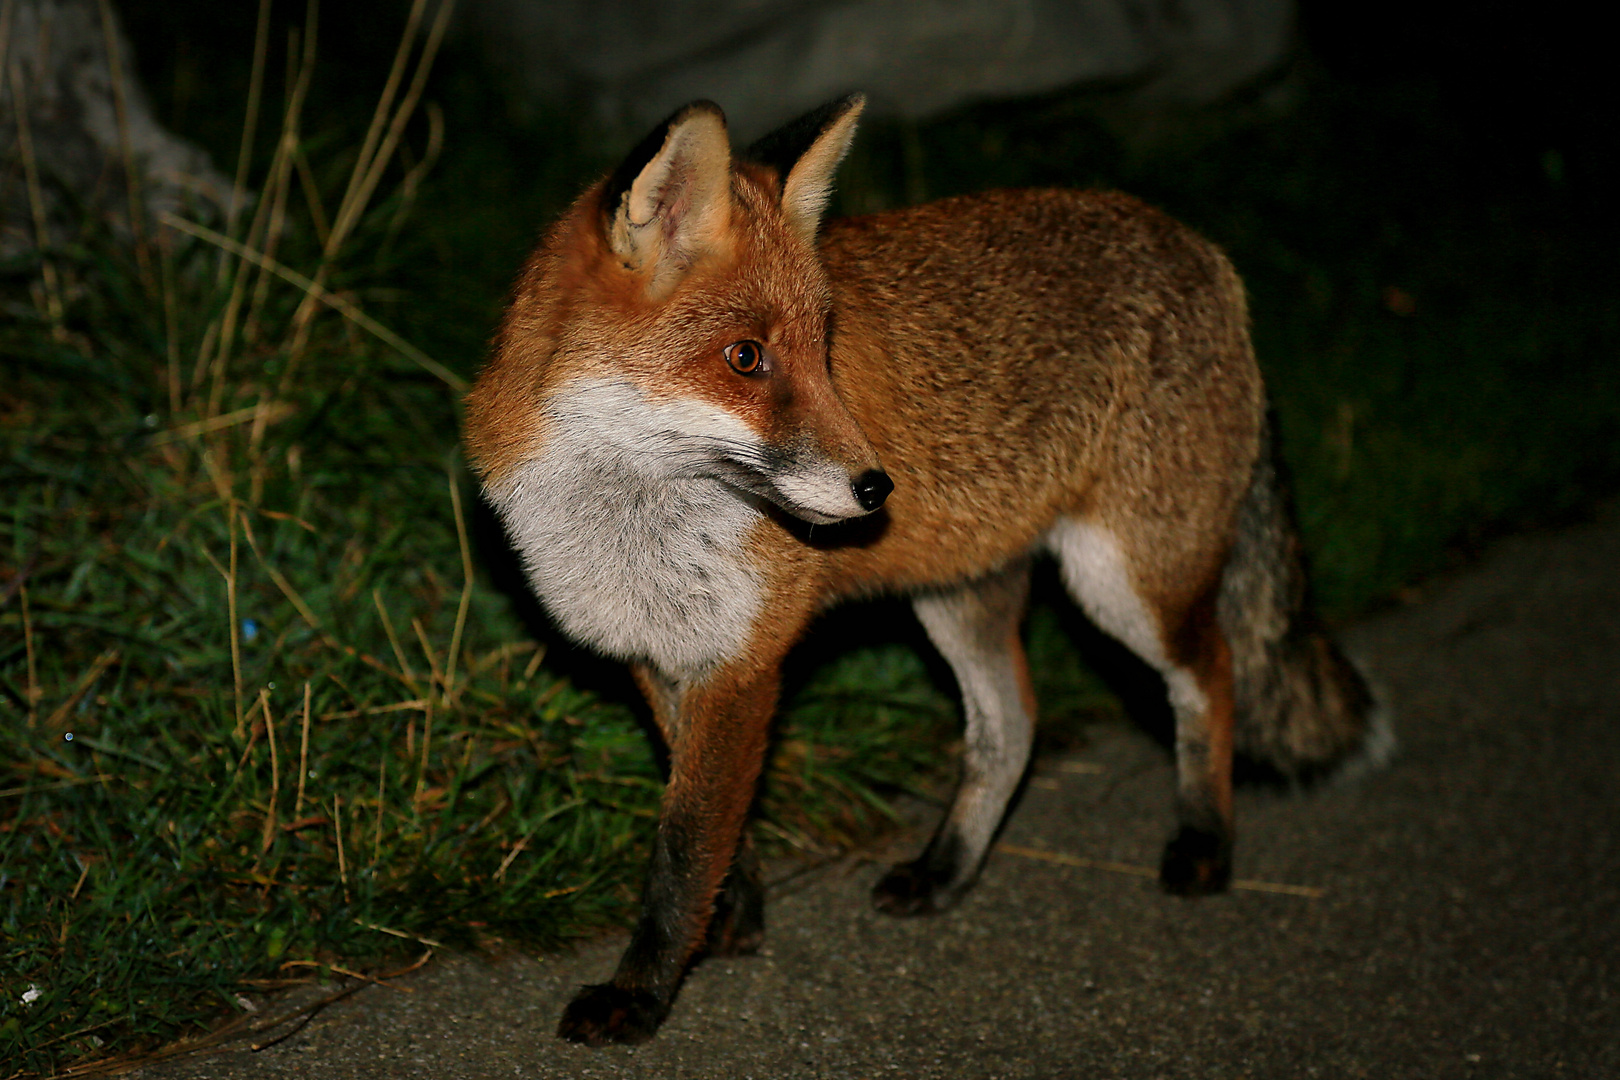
[464,93,1388,1046]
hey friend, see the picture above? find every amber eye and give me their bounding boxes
[724,340,766,375]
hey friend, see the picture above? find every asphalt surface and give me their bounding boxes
[134,504,1620,1079]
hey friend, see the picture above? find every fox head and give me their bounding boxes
[467,94,891,526]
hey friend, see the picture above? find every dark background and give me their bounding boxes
[114,0,1618,353]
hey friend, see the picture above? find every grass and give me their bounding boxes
[4,5,1619,1074]
[0,200,958,1074]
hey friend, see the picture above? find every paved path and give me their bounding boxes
[137,505,1620,1079]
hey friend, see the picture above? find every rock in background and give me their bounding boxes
[455,0,1294,139]
[0,0,229,260]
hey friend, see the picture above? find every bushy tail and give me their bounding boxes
[1216,419,1392,783]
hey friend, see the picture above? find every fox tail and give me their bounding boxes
[1217,418,1394,783]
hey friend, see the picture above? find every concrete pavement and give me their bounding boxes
[134,503,1620,1079]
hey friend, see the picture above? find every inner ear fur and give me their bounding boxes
[746,93,865,244]
[602,100,733,297]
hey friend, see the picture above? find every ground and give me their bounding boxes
[131,501,1620,1079]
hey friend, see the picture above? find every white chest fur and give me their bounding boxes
[485,379,764,678]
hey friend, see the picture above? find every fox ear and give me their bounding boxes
[602,101,732,297]
[747,93,865,244]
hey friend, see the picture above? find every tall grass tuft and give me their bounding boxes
[0,6,957,1072]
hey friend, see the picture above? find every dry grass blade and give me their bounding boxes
[8,56,66,337]
[410,617,444,698]
[194,0,317,411]
[292,142,332,245]
[240,513,322,632]
[295,681,312,816]
[443,463,475,703]
[228,503,243,736]
[277,0,457,395]
[53,953,435,1077]
[249,950,435,1050]
[224,0,273,246]
[148,401,296,446]
[333,793,349,904]
[318,699,427,721]
[328,0,429,253]
[13,1017,128,1066]
[95,0,152,286]
[373,588,419,690]
[353,920,445,949]
[70,860,91,900]
[340,0,457,249]
[160,212,466,391]
[258,689,280,856]
[492,829,532,881]
[161,241,184,411]
[409,616,440,796]
[0,774,115,799]
[21,581,40,725]
[280,959,414,993]
[42,650,121,731]
[372,752,387,865]
[387,100,444,238]
[994,843,1327,898]
[521,645,547,684]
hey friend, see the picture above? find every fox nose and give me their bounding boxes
[852,469,893,512]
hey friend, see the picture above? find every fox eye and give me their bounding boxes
[724,340,767,376]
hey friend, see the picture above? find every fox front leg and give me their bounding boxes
[557,664,779,1046]
[630,662,766,960]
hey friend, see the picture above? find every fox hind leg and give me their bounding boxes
[874,558,1036,916]
[1157,594,1236,894]
[1048,519,1236,895]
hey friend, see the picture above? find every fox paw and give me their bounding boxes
[556,984,666,1046]
[1159,826,1231,896]
[872,860,953,916]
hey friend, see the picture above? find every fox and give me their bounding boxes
[463,93,1387,1046]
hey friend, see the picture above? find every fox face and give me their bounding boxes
[467,97,890,673]
[552,177,883,524]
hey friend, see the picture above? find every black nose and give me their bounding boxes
[852,469,893,512]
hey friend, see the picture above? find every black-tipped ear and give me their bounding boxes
[745,93,865,244]
[601,100,733,297]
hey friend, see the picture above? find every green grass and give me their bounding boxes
[5,11,1620,1074]
[0,219,958,1070]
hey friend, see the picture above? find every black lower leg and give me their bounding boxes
[1159,800,1232,896]
[557,848,688,1046]
[558,810,703,1045]
[872,829,971,916]
[556,983,668,1047]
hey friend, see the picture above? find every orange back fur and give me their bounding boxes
[465,164,1262,628]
